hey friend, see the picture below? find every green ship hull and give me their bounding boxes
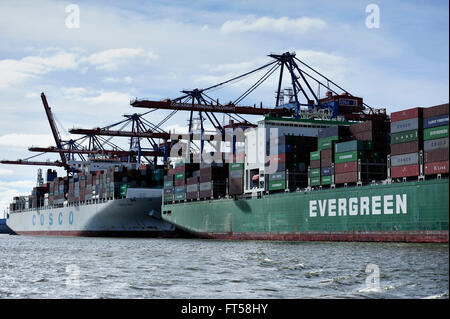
[162,178,449,243]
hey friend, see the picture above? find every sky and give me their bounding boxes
[0,0,448,216]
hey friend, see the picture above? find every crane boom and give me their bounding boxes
[41,93,67,165]
[28,147,163,157]
[0,160,66,167]
[69,128,171,139]
[131,99,293,116]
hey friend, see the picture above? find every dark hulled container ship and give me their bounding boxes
[161,103,449,243]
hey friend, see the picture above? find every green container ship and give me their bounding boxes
[161,107,449,243]
[162,178,448,242]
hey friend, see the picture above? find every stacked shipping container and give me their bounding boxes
[266,135,316,191]
[229,162,244,195]
[334,140,366,184]
[309,126,350,186]
[390,107,423,178]
[423,104,449,176]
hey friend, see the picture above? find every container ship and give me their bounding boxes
[6,158,178,237]
[161,102,449,243]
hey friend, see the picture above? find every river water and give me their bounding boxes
[0,234,448,299]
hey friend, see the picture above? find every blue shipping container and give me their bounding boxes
[424,115,449,129]
[321,167,333,176]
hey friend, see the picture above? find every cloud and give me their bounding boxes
[60,87,131,105]
[80,91,131,104]
[0,52,78,89]
[0,180,36,189]
[0,47,157,90]
[83,48,158,71]
[0,169,14,176]
[102,76,133,84]
[221,16,327,34]
[0,134,54,147]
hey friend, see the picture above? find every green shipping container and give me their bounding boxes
[174,193,186,201]
[424,125,449,141]
[310,168,321,177]
[163,194,173,202]
[119,184,130,197]
[175,172,185,180]
[335,140,365,154]
[318,136,339,150]
[310,177,321,186]
[310,151,321,161]
[335,151,365,164]
[229,163,244,170]
[321,176,332,185]
[391,130,419,144]
[269,180,285,191]
[269,172,285,181]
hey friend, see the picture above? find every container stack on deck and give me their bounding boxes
[163,174,174,203]
[334,140,366,184]
[309,126,350,187]
[199,162,226,199]
[163,160,200,202]
[9,165,164,212]
[389,107,423,178]
[229,162,244,196]
[423,104,449,176]
[267,135,317,191]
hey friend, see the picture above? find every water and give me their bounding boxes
[0,234,448,299]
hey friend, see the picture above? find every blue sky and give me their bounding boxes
[0,0,448,215]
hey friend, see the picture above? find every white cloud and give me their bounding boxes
[80,91,131,105]
[221,16,327,34]
[0,52,78,89]
[102,76,133,84]
[60,86,130,105]
[0,134,54,147]
[25,92,39,99]
[0,180,36,189]
[0,169,14,176]
[62,87,87,96]
[83,48,158,71]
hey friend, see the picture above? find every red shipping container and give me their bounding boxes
[424,161,449,175]
[174,178,185,186]
[321,157,332,167]
[268,153,286,163]
[335,161,358,174]
[424,148,449,163]
[186,192,198,200]
[391,164,419,178]
[391,107,423,122]
[199,175,212,183]
[390,141,420,156]
[229,177,243,195]
[335,172,358,184]
[320,149,332,159]
[186,176,199,185]
[310,160,320,169]
[423,103,449,119]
